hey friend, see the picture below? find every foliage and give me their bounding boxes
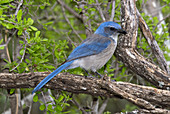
[33,91,71,114]
[0,0,169,113]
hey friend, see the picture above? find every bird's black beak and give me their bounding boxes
[118,29,127,34]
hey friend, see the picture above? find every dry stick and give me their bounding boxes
[153,13,170,31]
[109,0,115,21]
[98,97,109,114]
[91,96,99,113]
[61,5,83,42]
[105,0,112,21]
[5,30,11,63]
[95,0,106,22]
[14,0,23,16]
[71,98,87,114]
[78,1,92,37]
[66,34,78,47]
[0,30,17,48]
[10,31,28,71]
[137,9,169,74]
[57,0,82,21]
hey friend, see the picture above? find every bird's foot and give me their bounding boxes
[101,74,116,82]
[85,75,95,79]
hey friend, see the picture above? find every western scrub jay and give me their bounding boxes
[32,21,126,93]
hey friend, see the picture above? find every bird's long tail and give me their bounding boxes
[32,61,74,94]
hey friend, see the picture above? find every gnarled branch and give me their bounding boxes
[0,72,170,110]
[115,0,170,90]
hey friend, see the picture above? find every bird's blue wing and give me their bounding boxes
[67,35,111,61]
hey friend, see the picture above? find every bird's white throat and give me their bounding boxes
[109,34,118,44]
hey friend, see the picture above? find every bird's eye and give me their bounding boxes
[110,27,116,31]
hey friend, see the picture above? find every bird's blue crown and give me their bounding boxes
[94,21,122,37]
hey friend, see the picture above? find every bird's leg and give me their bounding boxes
[95,71,103,78]
[83,69,93,78]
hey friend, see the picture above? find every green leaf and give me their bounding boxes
[40,5,45,9]
[0,17,5,20]
[35,31,40,37]
[0,46,4,49]
[56,105,62,111]
[19,40,24,44]
[6,23,15,29]
[10,89,15,94]
[47,104,54,112]
[17,29,23,35]
[39,104,46,111]
[30,26,38,31]
[43,65,55,69]
[25,59,30,63]
[0,0,14,4]
[58,95,64,102]
[17,9,22,22]
[0,8,3,15]
[0,38,4,49]
[33,94,38,102]
[0,39,3,44]
[9,3,16,8]
[20,48,24,55]
[45,21,53,25]
[42,38,48,42]
[27,18,34,25]
[27,48,35,53]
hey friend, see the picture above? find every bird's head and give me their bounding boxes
[94,21,127,38]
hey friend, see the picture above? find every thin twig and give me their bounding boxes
[50,1,57,10]
[147,3,170,16]
[73,0,101,6]
[10,30,28,71]
[61,5,83,42]
[71,97,87,114]
[0,30,17,48]
[91,96,99,113]
[3,20,17,25]
[153,13,170,31]
[106,0,112,13]
[105,0,112,21]
[57,0,82,21]
[95,0,105,22]
[109,0,115,21]
[98,97,109,114]
[15,0,23,16]
[5,30,11,63]
[66,33,78,47]
[78,1,92,37]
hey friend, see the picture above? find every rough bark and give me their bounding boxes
[114,0,170,91]
[137,9,169,73]
[0,72,170,110]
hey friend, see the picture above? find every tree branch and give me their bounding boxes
[115,0,170,90]
[57,0,82,21]
[0,72,170,109]
[137,9,169,74]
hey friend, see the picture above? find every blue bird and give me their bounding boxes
[32,21,126,94]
